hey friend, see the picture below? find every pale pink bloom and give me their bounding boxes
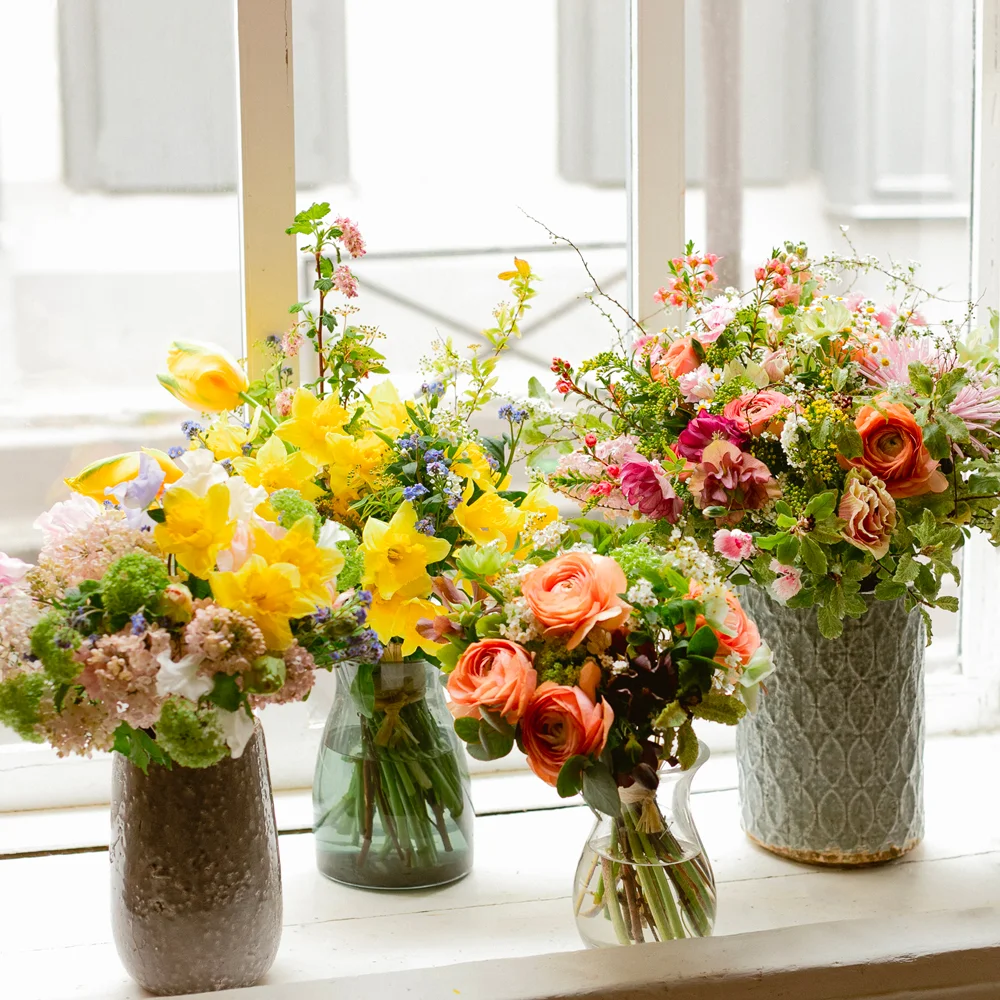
[714,528,755,562]
[275,387,294,417]
[333,264,359,298]
[845,293,866,313]
[594,434,641,466]
[677,363,718,403]
[33,495,101,547]
[335,216,366,259]
[859,334,943,389]
[769,560,802,603]
[632,334,664,366]
[0,553,32,590]
[761,348,791,383]
[619,455,682,522]
[215,513,284,573]
[695,301,735,344]
[281,329,303,357]
[949,381,1000,456]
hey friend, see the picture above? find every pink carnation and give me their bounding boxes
[619,455,682,522]
[334,216,366,259]
[769,560,802,603]
[714,528,755,562]
[333,264,359,299]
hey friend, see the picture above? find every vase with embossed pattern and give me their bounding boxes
[737,586,924,865]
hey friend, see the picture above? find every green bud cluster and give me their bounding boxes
[336,536,364,591]
[30,612,83,683]
[609,542,664,584]
[101,552,170,619]
[0,672,47,742]
[270,489,320,540]
[154,699,228,768]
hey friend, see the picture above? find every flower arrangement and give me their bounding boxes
[0,445,369,770]
[540,240,1000,638]
[435,517,772,940]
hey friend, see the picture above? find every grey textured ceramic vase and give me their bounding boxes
[110,724,282,995]
[737,586,925,865]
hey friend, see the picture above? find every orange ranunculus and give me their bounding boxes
[447,639,537,725]
[839,468,897,559]
[842,401,948,499]
[722,389,795,436]
[687,583,761,666]
[521,552,632,651]
[520,682,614,786]
[652,337,700,382]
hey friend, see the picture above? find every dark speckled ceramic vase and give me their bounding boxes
[737,586,925,866]
[110,724,282,996]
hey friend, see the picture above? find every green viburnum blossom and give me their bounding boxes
[269,488,320,540]
[0,672,47,742]
[101,552,170,620]
[30,612,83,683]
[154,698,228,769]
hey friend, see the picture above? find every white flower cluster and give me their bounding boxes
[0,586,41,678]
[528,518,570,551]
[779,411,811,468]
[626,577,658,608]
[662,532,718,585]
[498,596,541,644]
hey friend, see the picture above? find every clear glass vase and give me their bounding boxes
[573,742,716,947]
[313,652,474,889]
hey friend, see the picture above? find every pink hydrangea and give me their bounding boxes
[39,690,119,758]
[769,560,803,603]
[619,455,682,522]
[332,265,359,299]
[335,216,366,259]
[184,605,266,674]
[714,528,755,562]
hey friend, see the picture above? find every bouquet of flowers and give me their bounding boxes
[0,438,369,771]
[541,241,1000,638]
[435,518,772,942]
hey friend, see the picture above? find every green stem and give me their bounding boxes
[600,856,630,946]
[238,391,278,430]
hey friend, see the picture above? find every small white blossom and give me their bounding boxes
[626,578,657,608]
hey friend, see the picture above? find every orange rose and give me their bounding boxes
[687,583,760,666]
[521,552,632,650]
[447,639,537,725]
[520,682,614,786]
[722,390,794,436]
[842,401,948,498]
[652,337,700,382]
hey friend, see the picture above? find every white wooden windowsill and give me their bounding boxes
[2,733,999,1000]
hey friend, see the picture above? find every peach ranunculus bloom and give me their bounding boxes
[521,552,632,650]
[687,583,761,666]
[722,389,795,436]
[652,337,700,382]
[446,638,537,725]
[520,682,614,786]
[838,468,897,559]
[841,400,948,498]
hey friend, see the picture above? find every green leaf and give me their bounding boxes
[556,755,588,798]
[454,717,480,743]
[936,595,959,613]
[908,362,935,396]
[833,421,864,460]
[207,672,242,712]
[691,692,747,726]
[894,553,921,584]
[805,491,838,520]
[112,722,171,775]
[528,376,549,400]
[816,602,844,639]
[874,580,907,601]
[799,535,828,576]
[775,534,800,565]
[480,707,515,738]
[652,700,688,730]
[475,613,506,638]
[922,422,950,461]
[146,508,166,524]
[686,624,719,659]
[467,720,513,761]
[581,762,621,817]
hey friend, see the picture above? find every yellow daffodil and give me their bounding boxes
[454,489,524,552]
[250,518,344,608]
[233,434,324,501]
[65,448,182,501]
[157,341,249,412]
[203,410,261,461]
[519,483,559,533]
[210,555,317,650]
[326,430,389,496]
[154,483,236,579]
[361,501,451,600]
[366,592,441,657]
[365,380,410,437]
[452,441,511,491]
[274,388,349,465]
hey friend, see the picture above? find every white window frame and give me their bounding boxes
[4,0,1000,817]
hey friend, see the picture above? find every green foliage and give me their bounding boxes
[100,552,170,620]
[30,612,83,683]
[336,536,364,590]
[691,692,747,726]
[676,720,700,771]
[112,722,172,774]
[0,672,47,742]
[154,698,228,769]
[242,656,287,695]
[269,489,320,540]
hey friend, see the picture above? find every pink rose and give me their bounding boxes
[838,470,897,559]
[723,390,795,436]
[713,528,755,562]
[761,349,791,383]
[769,560,802,603]
[447,639,537,725]
[520,682,614,786]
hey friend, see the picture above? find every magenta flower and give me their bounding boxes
[619,455,682,522]
[714,528,755,562]
[675,414,748,462]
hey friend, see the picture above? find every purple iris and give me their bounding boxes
[674,414,748,462]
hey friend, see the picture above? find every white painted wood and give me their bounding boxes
[235,0,299,381]
[628,0,684,326]
[3,734,1000,999]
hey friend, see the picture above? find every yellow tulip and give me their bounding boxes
[65,448,182,501]
[454,489,524,552]
[233,434,324,501]
[157,340,249,413]
[274,388,349,465]
[361,501,451,600]
[210,555,317,650]
[154,483,236,579]
[203,410,261,461]
[250,519,344,608]
[366,592,441,657]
